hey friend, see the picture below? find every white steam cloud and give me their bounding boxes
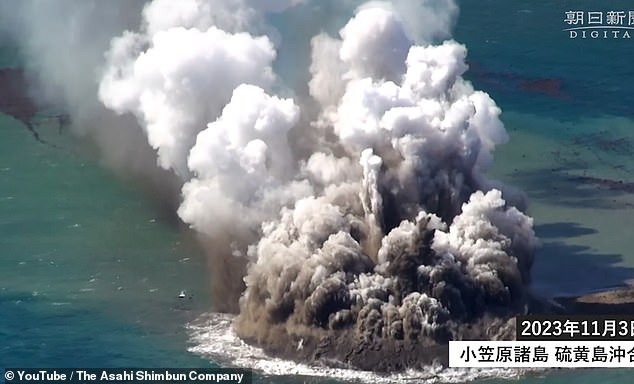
[99,25,277,175]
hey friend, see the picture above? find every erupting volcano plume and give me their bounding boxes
[2,0,540,371]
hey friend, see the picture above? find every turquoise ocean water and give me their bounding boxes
[2,1,634,383]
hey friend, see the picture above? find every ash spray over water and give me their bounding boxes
[2,0,539,371]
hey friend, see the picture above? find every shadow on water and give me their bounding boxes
[532,241,634,296]
[508,167,634,210]
[534,222,598,239]
[531,222,634,297]
[516,169,634,295]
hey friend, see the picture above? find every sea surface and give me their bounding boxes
[2,1,634,383]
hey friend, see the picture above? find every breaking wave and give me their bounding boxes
[187,312,545,383]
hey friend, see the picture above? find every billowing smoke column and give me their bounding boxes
[98,0,537,368]
[232,6,536,366]
[2,0,538,371]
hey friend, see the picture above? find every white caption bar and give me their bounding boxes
[449,341,634,368]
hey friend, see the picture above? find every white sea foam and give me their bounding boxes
[187,312,545,383]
